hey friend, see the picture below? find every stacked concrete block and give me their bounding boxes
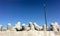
[13,22,21,31]
[43,24,47,31]
[29,22,35,30]
[54,22,59,31]
[59,25,60,32]
[0,25,2,31]
[33,22,42,31]
[7,23,12,31]
[0,22,60,36]
[22,24,30,31]
[22,24,27,31]
[50,22,59,32]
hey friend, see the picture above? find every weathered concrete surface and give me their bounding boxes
[0,31,57,36]
[54,32,60,36]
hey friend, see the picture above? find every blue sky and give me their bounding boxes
[0,0,60,27]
